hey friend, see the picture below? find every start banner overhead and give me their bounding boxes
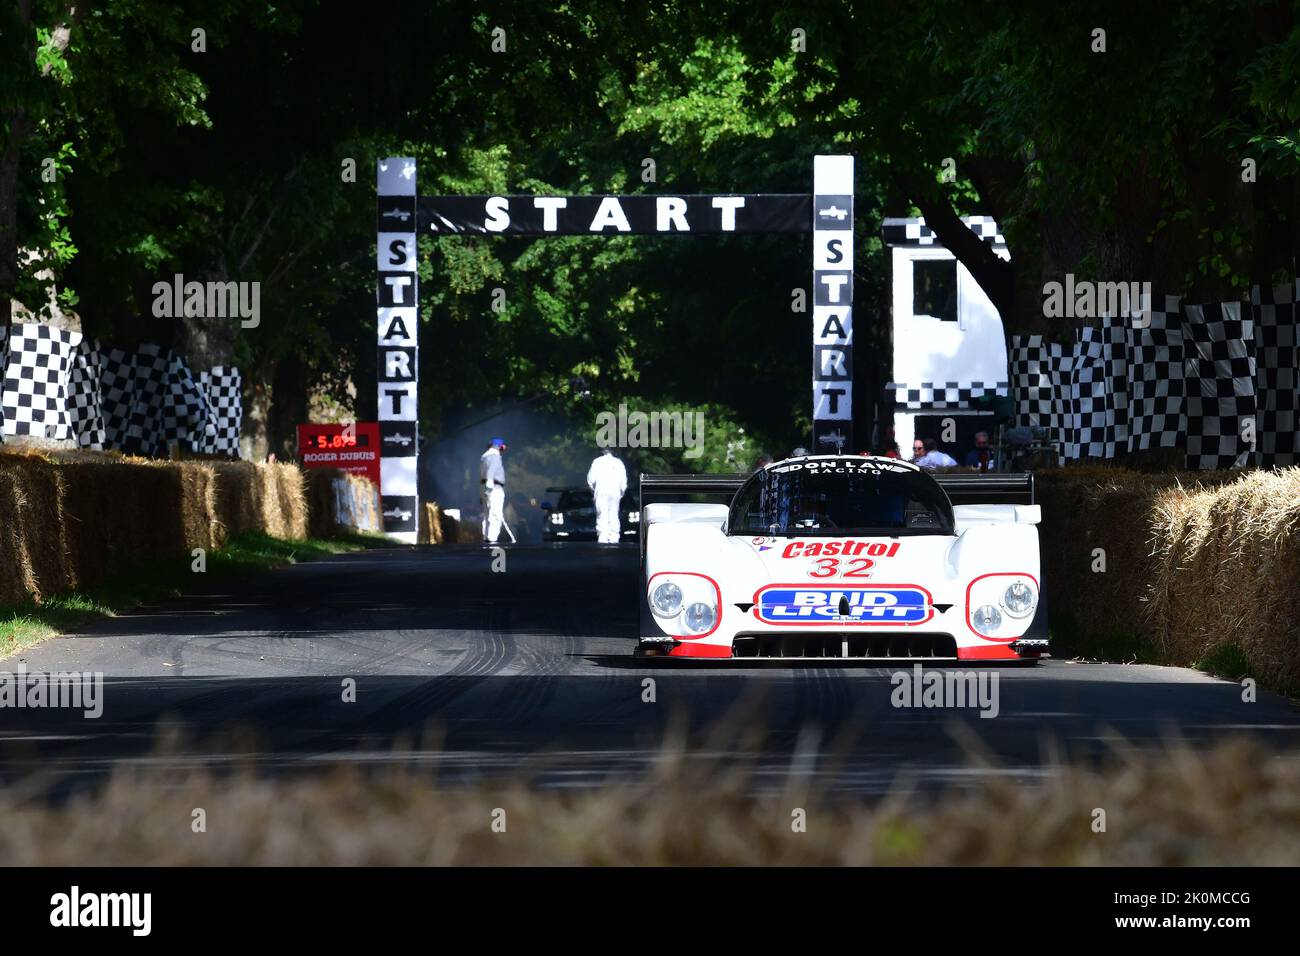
[374,156,854,542]
[408,194,813,235]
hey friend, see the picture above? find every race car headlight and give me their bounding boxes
[549,512,564,525]
[971,604,1002,635]
[683,602,717,634]
[1002,581,1037,618]
[651,582,683,617]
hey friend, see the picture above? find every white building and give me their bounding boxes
[882,215,1010,459]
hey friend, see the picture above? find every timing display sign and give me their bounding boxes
[296,422,381,488]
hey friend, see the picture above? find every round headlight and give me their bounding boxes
[1002,581,1036,618]
[972,604,1002,635]
[683,602,717,634]
[651,582,683,617]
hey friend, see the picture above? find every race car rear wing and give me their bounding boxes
[639,470,1035,506]
[936,472,1035,505]
[639,473,750,500]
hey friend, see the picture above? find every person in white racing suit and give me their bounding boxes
[586,446,627,544]
[480,437,507,543]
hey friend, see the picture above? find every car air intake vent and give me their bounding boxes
[731,632,958,660]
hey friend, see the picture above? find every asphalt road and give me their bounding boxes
[4,544,1299,796]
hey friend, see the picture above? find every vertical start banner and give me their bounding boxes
[376,158,419,542]
[812,154,854,454]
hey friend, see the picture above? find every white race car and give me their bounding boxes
[638,455,1047,662]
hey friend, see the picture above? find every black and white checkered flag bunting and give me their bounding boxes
[197,366,242,456]
[1251,281,1299,467]
[68,337,108,450]
[886,380,1008,411]
[162,352,210,449]
[0,323,79,442]
[1009,334,1074,458]
[1126,294,1184,452]
[122,343,171,456]
[0,324,7,438]
[96,346,137,450]
[1183,302,1257,470]
[1067,325,1109,460]
[0,326,242,458]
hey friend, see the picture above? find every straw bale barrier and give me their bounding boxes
[1036,466,1300,691]
[0,451,307,605]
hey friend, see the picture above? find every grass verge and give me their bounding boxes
[1048,613,1162,665]
[0,531,389,659]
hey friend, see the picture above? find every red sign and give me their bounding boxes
[296,422,381,487]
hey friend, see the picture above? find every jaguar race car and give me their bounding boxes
[637,455,1048,661]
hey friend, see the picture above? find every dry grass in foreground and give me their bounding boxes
[2,738,1298,865]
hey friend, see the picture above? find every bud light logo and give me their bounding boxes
[754,587,930,625]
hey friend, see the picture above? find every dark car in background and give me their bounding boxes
[541,486,640,542]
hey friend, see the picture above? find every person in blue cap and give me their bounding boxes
[480,437,507,542]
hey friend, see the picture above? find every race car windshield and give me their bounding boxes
[728,462,955,536]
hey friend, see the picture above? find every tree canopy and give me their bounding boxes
[4,0,1298,460]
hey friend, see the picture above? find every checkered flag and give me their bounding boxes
[161,352,209,451]
[1068,325,1109,460]
[1102,313,1131,453]
[0,323,79,441]
[123,343,170,456]
[0,324,7,440]
[198,366,242,456]
[1010,335,1073,456]
[1252,281,1299,467]
[887,380,1008,411]
[97,346,137,450]
[1183,302,1256,470]
[67,338,108,450]
[1126,294,1184,452]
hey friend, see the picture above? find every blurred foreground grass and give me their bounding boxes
[0,531,388,658]
[3,736,1298,865]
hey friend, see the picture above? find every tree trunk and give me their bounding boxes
[1,0,34,318]
[240,371,273,462]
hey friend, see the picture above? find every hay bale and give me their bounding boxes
[0,456,60,604]
[1148,469,1300,689]
[1037,465,1300,690]
[0,452,309,606]
[211,461,307,542]
[0,453,217,604]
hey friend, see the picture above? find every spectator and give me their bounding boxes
[479,437,507,543]
[914,436,957,470]
[910,438,925,462]
[963,431,996,472]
